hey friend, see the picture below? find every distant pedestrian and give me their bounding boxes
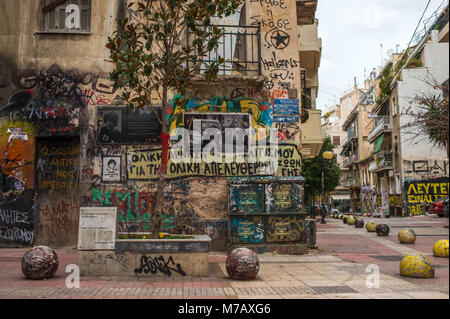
[421,201,430,216]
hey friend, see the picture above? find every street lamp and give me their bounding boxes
[321,151,334,224]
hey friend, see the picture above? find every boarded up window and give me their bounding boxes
[42,0,91,32]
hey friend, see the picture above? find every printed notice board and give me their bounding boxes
[274,99,300,115]
[78,207,118,250]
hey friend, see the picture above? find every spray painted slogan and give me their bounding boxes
[127,145,302,180]
[403,177,449,216]
[248,0,301,94]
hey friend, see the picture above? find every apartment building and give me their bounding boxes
[339,81,376,213]
[322,84,363,207]
[0,0,321,251]
[368,5,449,217]
[338,4,449,217]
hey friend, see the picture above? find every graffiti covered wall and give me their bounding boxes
[403,177,449,216]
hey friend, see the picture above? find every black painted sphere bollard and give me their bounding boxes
[355,218,364,228]
[21,246,59,280]
[226,248,260,280]
[376,224,390,237]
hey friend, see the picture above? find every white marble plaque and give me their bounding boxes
[78,207,117,250]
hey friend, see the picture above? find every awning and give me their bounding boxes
[372,134,384,154]
[331,194,351,201]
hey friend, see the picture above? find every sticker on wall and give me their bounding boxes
[102,156,121,182]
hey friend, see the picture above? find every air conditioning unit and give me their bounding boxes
[383,124,390,130]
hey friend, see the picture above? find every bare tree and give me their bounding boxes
[401,78,449,159]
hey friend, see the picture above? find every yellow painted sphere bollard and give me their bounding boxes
[398,229,416,244]
[366,222,377,232]
[400,255,434,278]
[433,240,449,258]
[347,216,355,225]
[338,214,343,220]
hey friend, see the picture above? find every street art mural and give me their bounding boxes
[0,62,115,247]
[388,194,403,217]
[167,95,273,139]
[0,121,36,247]
[403,177,449,216]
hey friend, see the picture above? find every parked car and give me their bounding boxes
[429,196,449,217]
[443,197,449,217]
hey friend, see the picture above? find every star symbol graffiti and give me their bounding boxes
[270,30,290,49]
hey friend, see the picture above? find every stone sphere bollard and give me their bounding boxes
[433,240,449,258]
[398,229,416,244]
[355,218,364,228]
[347,216,355,225]
[21,246,59,280]
[366,222,377,232]
[226,248,260,280]
[376,224,390,236]
[400,255,434,278]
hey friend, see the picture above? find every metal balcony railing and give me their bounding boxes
[186,25,261,76]
[368,116,391,141]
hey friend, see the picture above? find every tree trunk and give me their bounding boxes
[151,84,169,239]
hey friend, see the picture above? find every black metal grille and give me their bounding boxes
[186,25,261,76]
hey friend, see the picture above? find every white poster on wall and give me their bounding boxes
[78,207,117,250]
[102,156,121,182]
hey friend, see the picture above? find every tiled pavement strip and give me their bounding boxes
[0,216,448,299]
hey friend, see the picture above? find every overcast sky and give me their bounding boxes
[316,0,448,112]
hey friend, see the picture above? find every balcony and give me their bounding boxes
[368,116,391,143]
[187,25,261,76]
[369,152,394,173]
[349,177,361,188]
[342,154,358,168]
[301,109,323,159]
[298,19,322,87]
[296,0,318,25]
[342,177,361,188]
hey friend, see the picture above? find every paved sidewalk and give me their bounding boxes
[0,215,448,299]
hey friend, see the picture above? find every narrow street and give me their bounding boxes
[0,215,447,300]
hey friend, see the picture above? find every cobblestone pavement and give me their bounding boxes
[0,215,448,299]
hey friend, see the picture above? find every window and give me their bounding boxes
[332,136,341,146]
[42,0,91,32]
